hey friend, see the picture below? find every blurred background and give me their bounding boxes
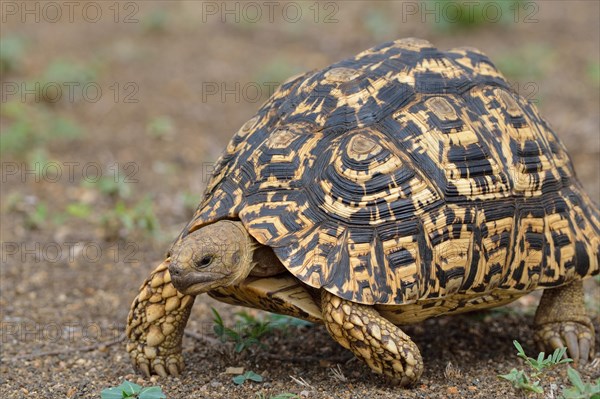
[1,1,598,398]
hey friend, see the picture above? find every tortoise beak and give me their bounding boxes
[168,261,186,286]
[168,260,227,295]
[168,260,197,293]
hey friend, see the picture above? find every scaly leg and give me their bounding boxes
[534,280,595,364]
[126,259,195,376]
[321,290,423,386]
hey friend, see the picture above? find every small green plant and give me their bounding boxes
[499,367,543,394]
[587,61,600,87]
[141,9,168,33]
[499,340,572,394]
[514,340,572,373]
[25,148,51,181]
[1,100,83,155]
[428,0,524,31]
[83,175,131,199]
[36,59,97,103]
[212,309,312,353]
[232,370,263,385]
[561,367,600,399]
[267,313,313,332]
[212,308,269,353]
[101,197,160,239]
[100,381,166,399]
[146,116,174,139]
[65,202,93,219]
[0,35,26,74]
[25,202,48,230]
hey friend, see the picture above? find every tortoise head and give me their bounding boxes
[168,220,254,295]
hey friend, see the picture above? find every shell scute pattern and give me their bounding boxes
[179,39,599,305]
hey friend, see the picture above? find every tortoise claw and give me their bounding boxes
[564,331,579,362]
[535,320,595,366]
[579,338,591,365]
[548,336,564,351]
[140,362,151,377]
[154,363,168,378]
[168,363,181,376]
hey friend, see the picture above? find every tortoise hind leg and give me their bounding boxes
[321,290,423,386]
[534,280,595,365]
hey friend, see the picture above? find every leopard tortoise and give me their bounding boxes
[126,38,599,386]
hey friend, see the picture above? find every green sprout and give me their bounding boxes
[1,101,83,155]
[141,9,168,33]
[100,381,165,399]
[36,59,96,103]
[232,370,263,386]
[561,367,600,399]
[212,308,268,353]
[212,309,311,353]
[0,35,26,74]
[498,340,572,395]
[25,202,48,230]
[146,116,174,139]
[101,196,160,239]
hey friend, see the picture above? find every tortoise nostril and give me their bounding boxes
[169,265,182,277]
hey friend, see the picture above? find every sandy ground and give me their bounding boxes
[1,1,599,398]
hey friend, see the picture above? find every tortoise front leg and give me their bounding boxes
[126,259,195,376]
[534,280,595,364]
[321,290,423,386]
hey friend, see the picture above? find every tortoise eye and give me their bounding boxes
[196,255,213,268]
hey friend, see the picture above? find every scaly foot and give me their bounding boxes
[534,281,595,365]
[321,290,423,386]
[126,259,195,376]
[534,320,594,365]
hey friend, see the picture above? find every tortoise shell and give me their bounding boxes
[175,38,600,306]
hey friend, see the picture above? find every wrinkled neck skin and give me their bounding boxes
[168,220,256,295]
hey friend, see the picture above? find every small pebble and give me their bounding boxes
[225,367,244,375]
